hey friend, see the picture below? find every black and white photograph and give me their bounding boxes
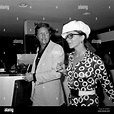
[0,0,114,113]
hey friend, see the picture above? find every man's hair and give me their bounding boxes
[34,22,52,36]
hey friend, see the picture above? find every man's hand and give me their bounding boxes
[23,72,33,82]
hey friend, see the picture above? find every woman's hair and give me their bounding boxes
[34,22,52,36]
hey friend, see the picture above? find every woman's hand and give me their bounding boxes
[23,72,33,82]
[56,62,66,74]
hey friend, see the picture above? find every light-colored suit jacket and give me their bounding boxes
[31,41,65,106]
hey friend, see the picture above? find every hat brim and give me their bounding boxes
[61,33,68,39]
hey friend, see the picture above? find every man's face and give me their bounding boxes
[37,27,50,45]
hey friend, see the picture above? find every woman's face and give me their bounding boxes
[37,27,50,45]
[65,31,84,49]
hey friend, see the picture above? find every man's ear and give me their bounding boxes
[49,34,51,37]
[36,35,38,38]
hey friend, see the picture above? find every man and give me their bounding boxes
[24,22,65,106]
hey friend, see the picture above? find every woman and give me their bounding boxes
[61,20,114,106]
[24,22,65,106]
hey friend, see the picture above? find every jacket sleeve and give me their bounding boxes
[96,58,114,103]
[35,45,65,84]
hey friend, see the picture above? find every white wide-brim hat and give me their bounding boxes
[61,20,91,39]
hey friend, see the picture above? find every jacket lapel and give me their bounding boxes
[36,41,54,69]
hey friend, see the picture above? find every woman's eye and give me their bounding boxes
[70,34,73,37]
